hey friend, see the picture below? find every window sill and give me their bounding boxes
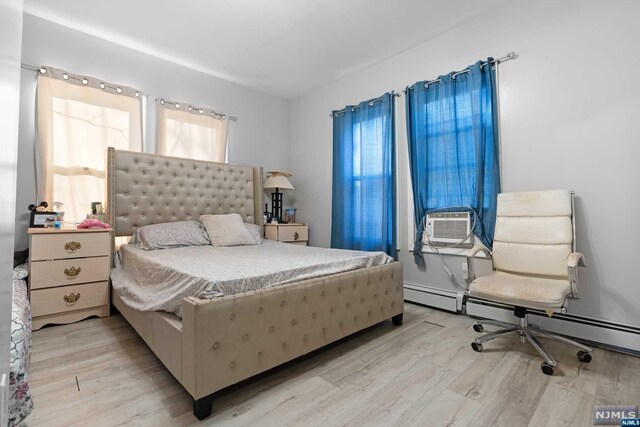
[406,241,492,258]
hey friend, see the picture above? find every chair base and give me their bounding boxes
[470,317,593,375]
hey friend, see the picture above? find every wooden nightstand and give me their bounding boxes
[264,223,308,245]
[28,227,112,330]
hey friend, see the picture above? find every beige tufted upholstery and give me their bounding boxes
[106,148,263,237]
[469,190,581,309]
[113,262,403,401]
[182,262,403,399]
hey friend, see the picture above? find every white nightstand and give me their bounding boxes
[264,223,309,246]
[28,226,112,330]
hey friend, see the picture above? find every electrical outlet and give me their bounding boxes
[461,262,469,280]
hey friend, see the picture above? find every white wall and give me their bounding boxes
[15,13,291,250]
[290,0,640,326]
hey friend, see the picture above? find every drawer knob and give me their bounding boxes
[293,232,299,241]
[64,266,82,279]
[64,241,82,253]
[63,292,81,304]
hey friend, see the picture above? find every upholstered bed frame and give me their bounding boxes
[106,148,404,420]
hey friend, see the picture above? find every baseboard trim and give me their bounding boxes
[403,283,459,313]
[466,298,640,354]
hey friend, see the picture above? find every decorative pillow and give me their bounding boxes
[245,223,263,244]
[131,220,211,250]
[200,214,257,247]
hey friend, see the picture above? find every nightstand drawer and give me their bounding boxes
[30,232,110,261]
[30,256,110,289]
[31,281,109,317]
[278,226,308,242]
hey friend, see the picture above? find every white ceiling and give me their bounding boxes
[24,0,510,98]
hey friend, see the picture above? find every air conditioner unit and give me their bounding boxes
[424,212,474,247]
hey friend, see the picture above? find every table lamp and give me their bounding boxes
[264,171,294,223]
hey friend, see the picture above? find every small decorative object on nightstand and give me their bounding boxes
[284,208,297,223]
[28,226,112,330]
[264,223,308,246]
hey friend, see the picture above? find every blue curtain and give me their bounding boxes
[331,92,396,258]
[406,59,500,257]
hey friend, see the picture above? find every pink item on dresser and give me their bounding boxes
[77,219,110,229]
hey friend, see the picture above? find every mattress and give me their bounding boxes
[111,240,393,318]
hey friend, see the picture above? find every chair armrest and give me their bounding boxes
[568,252,586,268]
[466,247,492,285]
[567,252,586,300]
[468,247,492,258]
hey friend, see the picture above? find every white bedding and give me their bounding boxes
[111,240,393,318]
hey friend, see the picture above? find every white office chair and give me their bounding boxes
[466,190,591,375]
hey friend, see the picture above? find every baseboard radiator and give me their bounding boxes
[404,283,640,354]
[403,283,463,313]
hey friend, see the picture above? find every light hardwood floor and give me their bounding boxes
[25,303,639,427]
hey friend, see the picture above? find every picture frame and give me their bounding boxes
[284,208,297,223]
[30,211,58,228]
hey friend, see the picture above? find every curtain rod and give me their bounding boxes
[405,51,516,92]
[20,63,238,122]
[329,52,516,118]
[330,92,401,118]
[157,97,236,121]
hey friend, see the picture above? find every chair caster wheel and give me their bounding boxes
[473,324,484,333]
[577,350,592,363]
[471,342,483,352]
[541,362,555,375]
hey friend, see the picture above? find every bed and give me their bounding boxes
[9,263,33,427]
[106,148,404,420]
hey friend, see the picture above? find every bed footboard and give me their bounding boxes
[182,262,403,419]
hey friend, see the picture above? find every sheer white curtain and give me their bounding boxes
[156,99,228,162]
[36,66,142,223]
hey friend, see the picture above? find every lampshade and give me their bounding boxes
[264,171,294,190]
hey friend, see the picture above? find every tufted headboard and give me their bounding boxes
[106,148,264,237]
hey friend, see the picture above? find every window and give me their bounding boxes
[406,60,500,250]
[156,100,228,162]
[36,67,142,223]
[350,114,392,244]
[331,93,396,257]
